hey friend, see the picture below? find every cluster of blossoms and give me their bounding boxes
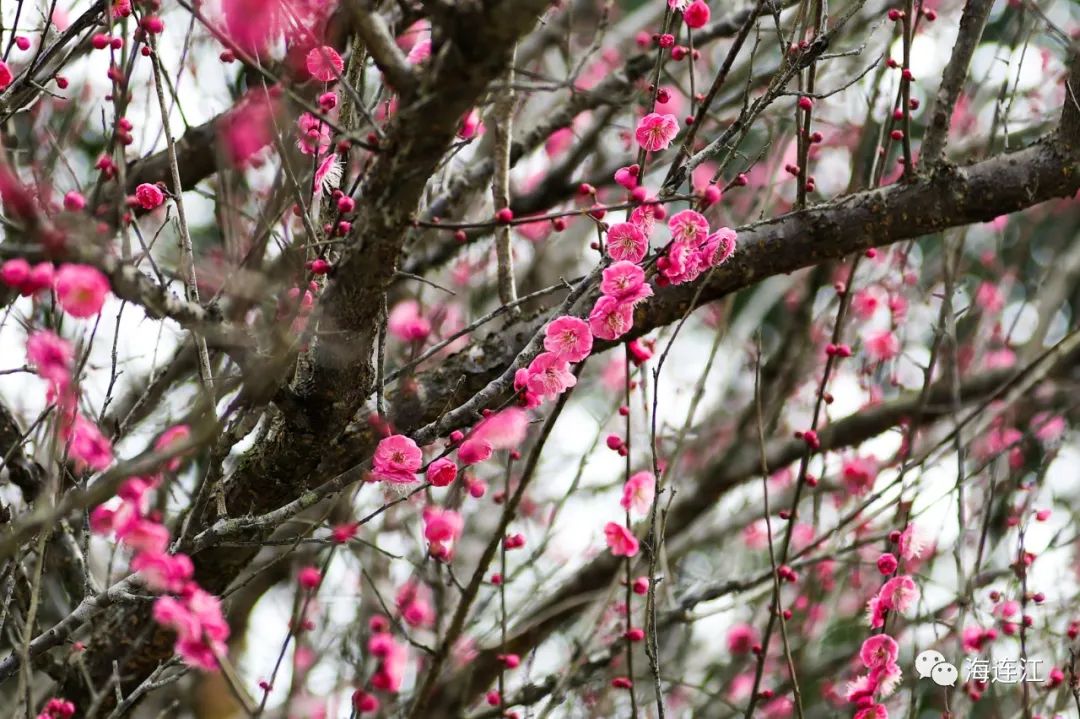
[2,260,111,317]
[88,425,231,670]
[843,524,924,717]
[657,209,737,286]
[367,625,409,696]
[267,1,740,702]
[847,635,901,719]
[25,331,113,471]
[16,262,116,471]
[603,470,656,559]
[35,698,75,719]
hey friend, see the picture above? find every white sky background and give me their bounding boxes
[1,0,1079,717]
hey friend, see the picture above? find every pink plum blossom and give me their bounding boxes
[606,222,648,263]
[604,522,640,557]
[544,316,593,362]
[65,415,113,471]
[55,264,110,318]
[620,471,656,516]
[305,45,343,82]
[297,112,332,155]
[388,300,432,342]
[132,551,194,593]
[426,457,458,486]
[668,210,709,245]
[372,435,422,483]
[588,295,635,341]
[601,262,653,305]
[26,330,73,390]
[635,113,679,152]
[525,352,578,400]
[134,183,165,210]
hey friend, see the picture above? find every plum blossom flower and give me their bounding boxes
[297,112,332,155]
[614,165,639,190]
[526,352,577,400]
[426,457,458,486]
[668,210,709,244]
[369,633,409,691]
[458,436,493,465]
[867,575,919,628]
[841,455,878,495]
[314,154,342,194]
[458,408,528,465]
[659,240,706,285]
[153,588,230,670]
[219,90,278,167]
[589,295,635,341]
[630,204,658,237]
[635,113,679,152]
[474,408,528,448]
[852,287,886,320]
[155,425,191,471]
[865,330,900,361]
[396,582,434,628]
[423,507,463,543]
[65,415,113,471]
[683,0,711,28]
[134,183,165,210]
[859,635,898,670]
[372,435,422,483]
[37,697,76,719]
[0,258,30,288]
[0,62,13,91]
[118,517,170,554]
[897,523,927,561]
[424,507,464,558]
[601,262,653,305]
[606,222,648,263]
[975,281,1005,314]
[962,625,996,653]
[2,260,55,296]
[544,316,593,362]
[620,471,655,516]
[221,0,282,54]
[388,300,431,342]
[26,330,73,390]
[604,521,639,557]
[305,45,343,82]
[628,338,653,364]
[458,108,485,139]
[702,227,737,266]
[297,566,322,589]
[132,551,194,593]
[513,368,542,408]
[55,264,110,318]
[727,623,759,654]
[1032,411,1066,442]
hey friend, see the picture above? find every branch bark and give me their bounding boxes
[920,0,996,164]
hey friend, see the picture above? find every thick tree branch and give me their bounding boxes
[920,0,996,164]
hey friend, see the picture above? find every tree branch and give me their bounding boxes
[920,0,996,164]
